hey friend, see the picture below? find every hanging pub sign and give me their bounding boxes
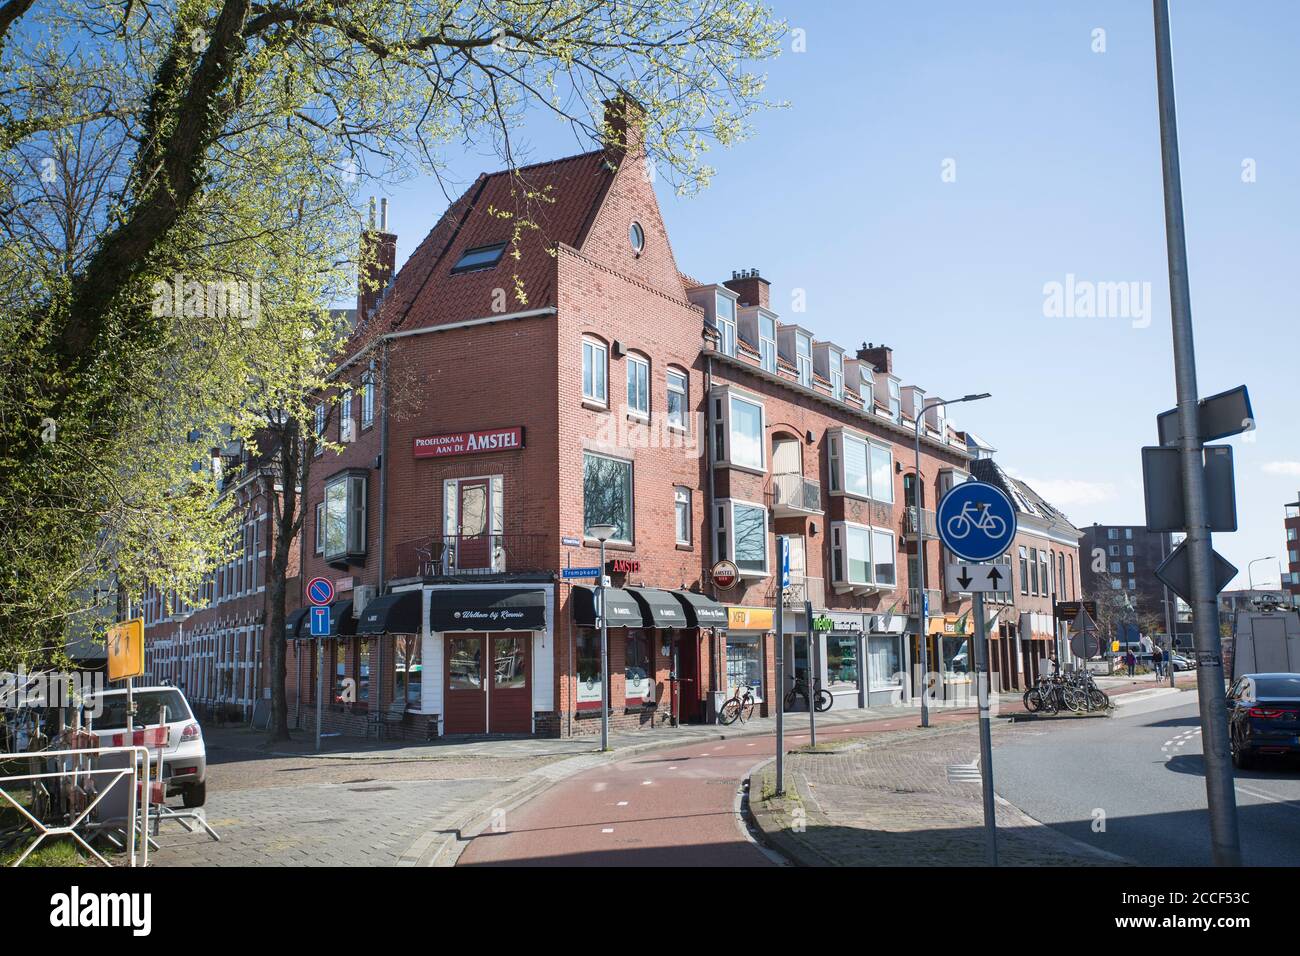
[413,426,523,459]
[711,560,739,590]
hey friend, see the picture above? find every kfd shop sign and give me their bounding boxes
[413,427,524,459]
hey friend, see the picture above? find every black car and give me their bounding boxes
[1227,673,1300,769]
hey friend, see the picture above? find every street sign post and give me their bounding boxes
[307,579,334,754]
[936,480,1012,867]
[1157,384,1253,447]
[1154,542,1238,608]
[774,536,786,795]
[1142,444,1237,532]
[944,562,1009,593]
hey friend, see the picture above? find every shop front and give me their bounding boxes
[725,606,773,718]
[427,584,551,736]
[669,591,727,724]
[811,610,867,709]
[866,610,907,706]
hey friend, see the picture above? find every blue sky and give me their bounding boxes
[372,0,1300,589]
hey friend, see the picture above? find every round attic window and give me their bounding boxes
[629,221,645,254]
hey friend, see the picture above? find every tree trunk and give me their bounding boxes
[265,419,301,743]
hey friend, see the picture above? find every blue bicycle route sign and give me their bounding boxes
[936,480,1017,563]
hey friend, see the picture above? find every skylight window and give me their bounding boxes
[451,242,507,274]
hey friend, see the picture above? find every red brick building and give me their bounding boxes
[142,441,298,722]
[1285,494,1300,601]
[262,102,1080,739]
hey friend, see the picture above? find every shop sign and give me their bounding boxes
[711,559,739,590]
[606,558,640,574]
[813,615,834,632]
[413,426,523,459]
[727,607,773,631]
[819,611,866,634]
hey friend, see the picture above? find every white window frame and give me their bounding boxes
[887,379,902,422]
[830,521,896,589]
[758,314,777,373]
[582,337,608,406]
[829,350,844,401]
[674,486,692,546]
[666,368,688,431]
[313,403,326,455]
[323,471,367,560]
[716,497,769,577]
[361,362,376,429]
[828,428,894,504]
[715,293,738,357]
[626,352,650,418]
[795,332,812,388]
[714,388,766,473]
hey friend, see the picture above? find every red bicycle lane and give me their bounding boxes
[455,711,973,867]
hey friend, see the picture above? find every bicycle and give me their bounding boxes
[719,682,758,725]
[944,500,1007,541]
[784,677,833,713]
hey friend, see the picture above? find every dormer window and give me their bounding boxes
[887,379,901,422]
[796,332,812,388]
[758,314,777,373]
[859,366,874,403]
[829,350,844,401]
[715,293,737,357]
[451,242,507,274]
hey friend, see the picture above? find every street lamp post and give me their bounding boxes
[913,392,990,728]
[1247,556,1274,591]
[587,523,617,752]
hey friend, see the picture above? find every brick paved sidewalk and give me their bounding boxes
[749,723,1129,867]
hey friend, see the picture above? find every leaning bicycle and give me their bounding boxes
[719,682,758,725]
[784,677,833,713]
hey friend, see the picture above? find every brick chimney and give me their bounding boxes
[723,269,770,310]
[358,196,397,320]
[857,341,893,374]
[602,95,645,156]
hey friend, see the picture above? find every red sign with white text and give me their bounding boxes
[413,427,524,459]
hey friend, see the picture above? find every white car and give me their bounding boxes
[84,686,207,807]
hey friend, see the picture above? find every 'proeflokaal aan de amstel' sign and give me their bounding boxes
[413,427,524,459]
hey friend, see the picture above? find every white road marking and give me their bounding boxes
[617,801,628,806]
[592,782,607,792]
[601,828,615,833]
[642,780,652,785]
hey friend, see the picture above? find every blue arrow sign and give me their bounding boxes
[937,480,1017,563]
[310,605,331,637]
[779,537,791,590]
[561,567,601,579]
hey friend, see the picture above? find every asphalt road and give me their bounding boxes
[993,693,1300,866]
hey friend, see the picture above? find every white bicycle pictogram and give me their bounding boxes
[944,500,1007,541]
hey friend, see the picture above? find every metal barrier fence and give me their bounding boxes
[0,744,152,867]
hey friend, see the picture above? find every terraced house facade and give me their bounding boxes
[194,101,1081,740]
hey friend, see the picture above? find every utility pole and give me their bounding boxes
[1152,0,1241,866]
[972,589,998,866]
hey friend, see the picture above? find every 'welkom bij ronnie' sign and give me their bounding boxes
[413,426,524,459]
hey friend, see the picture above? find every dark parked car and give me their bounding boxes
[1227,673,1300,770]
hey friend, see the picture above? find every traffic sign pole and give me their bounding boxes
[1153,0,1240,866]
[973,590,998,866]
[775,536,786,795]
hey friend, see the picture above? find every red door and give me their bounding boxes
[677,631,702,723]
[444,635,486,733]
[487,633,531,733]
[457,479,491,570]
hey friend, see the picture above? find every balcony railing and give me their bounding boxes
[770,472,822,515]
[769,574,826,609]
[391,533,552,581]
[903,506,937,540]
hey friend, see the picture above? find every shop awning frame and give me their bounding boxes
[429,586,547,632]
[357,590,424,635]
[571,586,644,628]
[670,590,727,628]
[625,587,688,628]
[285,607,309,642]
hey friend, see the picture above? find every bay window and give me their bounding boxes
[713,387,766,472]
[323,470,367,561]
[828,429,894,503]
[716,498,769,576]
[831,522,896,589]
[583,451,633,543]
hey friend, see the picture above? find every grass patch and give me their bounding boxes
[0,836,89,867]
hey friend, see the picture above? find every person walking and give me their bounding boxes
[1152,646,1164,678]
[1125,650,1136,677]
